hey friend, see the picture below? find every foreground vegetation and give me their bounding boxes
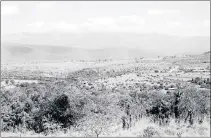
[1,64,210,137]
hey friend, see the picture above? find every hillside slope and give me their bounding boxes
[1,43,150,62]
[1,32,210,62]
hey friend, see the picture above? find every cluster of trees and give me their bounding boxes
[117,83,210,129]
[190,77,210,89]
[1,81,84,135]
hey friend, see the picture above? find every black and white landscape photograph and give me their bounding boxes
[1,1,210,137]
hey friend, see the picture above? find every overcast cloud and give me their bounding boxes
[1,1,210,36]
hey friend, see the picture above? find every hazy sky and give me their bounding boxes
[1,1,210,36]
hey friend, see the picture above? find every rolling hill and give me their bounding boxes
[1,32,210,62]
[1,43,151,62]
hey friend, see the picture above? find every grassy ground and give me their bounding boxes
[2,117,210,137]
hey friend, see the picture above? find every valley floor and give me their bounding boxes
[1,55,210,137]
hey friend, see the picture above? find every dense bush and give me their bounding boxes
[154,70,159,73]
[1,82,83,134]
[143,84,210,125]
[191,77,211,89]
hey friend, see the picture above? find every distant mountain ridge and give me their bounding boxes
[1,32,210,62]
[1,43,151,62]
[2,43,210,63]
